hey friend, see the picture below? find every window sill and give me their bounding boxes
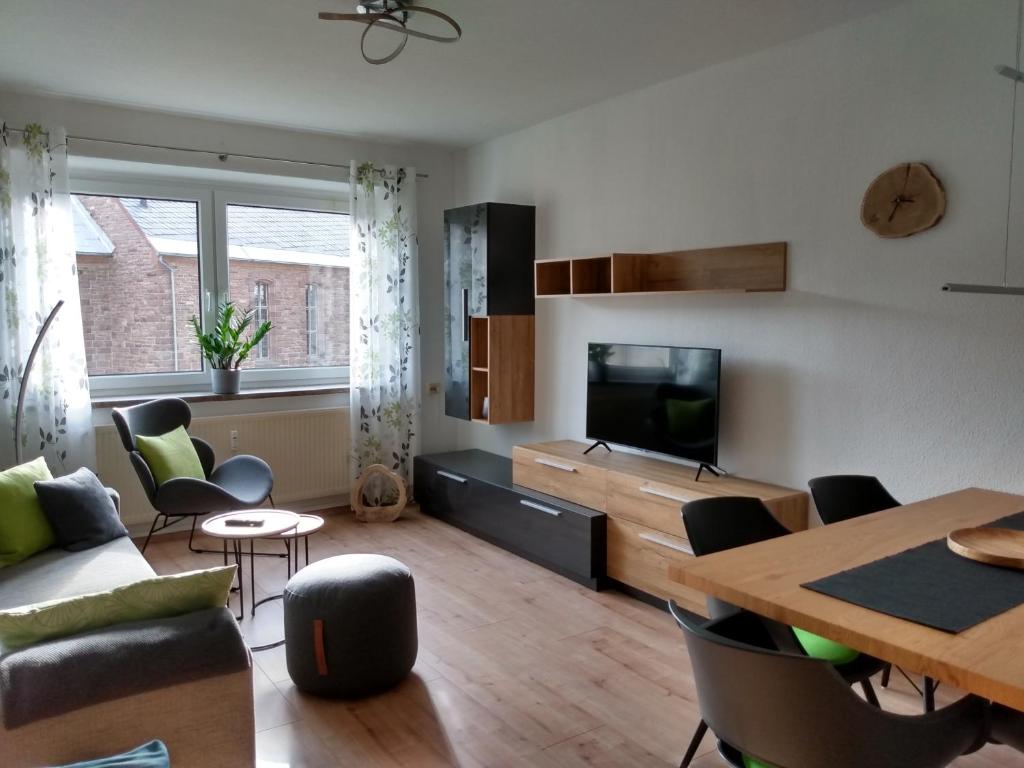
[90,384,349,409]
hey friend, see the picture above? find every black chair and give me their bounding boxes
[808,474,934,705]
[809,474,901,525]
[112,397,275,554]
[669,604,987,768]
[676,496,889,765]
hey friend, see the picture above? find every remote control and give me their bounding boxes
[224,518,264,528]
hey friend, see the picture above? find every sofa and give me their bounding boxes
[0,492,255,768]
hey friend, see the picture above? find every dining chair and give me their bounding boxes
[808,474,901,525]
[676,496,889,764]
[669,603,988,768]
[808,474,936,707]
[112,397,276,554]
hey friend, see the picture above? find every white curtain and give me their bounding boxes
[0,122,94,472]
[348,162,420,504]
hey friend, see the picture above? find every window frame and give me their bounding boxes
[305,283,320,359]
[252,280,271,360]
[72,173,350,398]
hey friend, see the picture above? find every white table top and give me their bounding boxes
[267,514,325,539]
[201,509,300,539]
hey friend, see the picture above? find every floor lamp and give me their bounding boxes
[13,300,64,465]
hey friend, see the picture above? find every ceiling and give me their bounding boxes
[0,0,907,148]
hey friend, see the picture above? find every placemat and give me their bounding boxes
[802,510,1024,633]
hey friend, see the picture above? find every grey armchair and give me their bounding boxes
[112,397,275,554]
[670,604,988,768]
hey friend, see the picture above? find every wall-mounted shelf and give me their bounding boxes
[468,315,535,424]
[534,242,787,298]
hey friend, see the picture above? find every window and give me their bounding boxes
[306,284,320,358]
[71,171,349,397]
[253,281,270,360]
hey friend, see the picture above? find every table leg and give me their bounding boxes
[250,538,256,618]
[233,539,243,621]
[924,677,936,712]
[305,535,310,567]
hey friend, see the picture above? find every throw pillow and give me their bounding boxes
[34,467,129,552]
[0,565,236,650]
[57,740,170,768]
[0,457,56,567]
[135,425,205,486]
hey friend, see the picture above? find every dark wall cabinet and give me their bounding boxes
[414,450,605,589]
[443,203,535,423]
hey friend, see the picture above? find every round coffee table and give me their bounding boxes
[202,509,299,623]
[269,514,325,578]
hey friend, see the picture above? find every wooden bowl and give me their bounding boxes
[352,464,408,523]
[947,527,1024,570]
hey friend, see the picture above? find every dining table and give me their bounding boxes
[667,487,1024,710]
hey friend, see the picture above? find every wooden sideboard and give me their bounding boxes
[512,440,809,615]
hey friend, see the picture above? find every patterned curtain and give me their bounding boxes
[0,122,94,472]
[349,162,420,505]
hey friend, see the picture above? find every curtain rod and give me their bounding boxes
[2,124,429,179]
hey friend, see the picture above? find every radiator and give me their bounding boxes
[95,407,350,529]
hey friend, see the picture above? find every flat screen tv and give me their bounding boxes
[586,343,721,466]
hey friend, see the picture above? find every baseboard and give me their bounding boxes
[124,493,350,538]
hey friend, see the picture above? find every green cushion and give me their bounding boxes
[793,627,860,665]
[135,425,205,486]
[743,755,779,768]
[0,565,235,650]
[0,457,56,567]
[665,398,714,438]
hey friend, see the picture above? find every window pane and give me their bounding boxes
[73,194,203,375]
[226,204,349,369]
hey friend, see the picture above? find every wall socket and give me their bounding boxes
[229,429,239,451]
[428,382,440,394]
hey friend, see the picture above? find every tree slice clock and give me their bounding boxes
[860,162,946,238]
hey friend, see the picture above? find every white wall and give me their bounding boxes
[0,90,459,455]
[452,0,1024,504]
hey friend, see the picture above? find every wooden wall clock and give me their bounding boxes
[860,162,946,238]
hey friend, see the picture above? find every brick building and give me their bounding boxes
[73,195,350,376]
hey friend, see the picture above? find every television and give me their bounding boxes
[586,343,721,466]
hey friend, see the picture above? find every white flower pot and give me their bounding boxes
[211,368,241,395]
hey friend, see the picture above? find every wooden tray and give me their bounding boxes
[948,527,1024,569]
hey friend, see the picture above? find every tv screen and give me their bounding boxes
[586,343,721,465]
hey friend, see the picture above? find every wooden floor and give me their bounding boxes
[143,506,1024,768]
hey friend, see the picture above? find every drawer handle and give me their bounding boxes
[534,457,578,473]
[639,486,691,504]
[638,531,694,556]
[436,470,467,484]
[520,499,562,517]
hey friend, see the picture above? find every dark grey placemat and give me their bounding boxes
[802,511,1024,633]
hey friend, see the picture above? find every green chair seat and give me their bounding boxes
[792,627,860,665]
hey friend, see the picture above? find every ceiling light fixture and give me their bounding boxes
[319,1,461,65]
[942,0,1024,295]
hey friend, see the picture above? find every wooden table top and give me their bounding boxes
[668,487,1024,709]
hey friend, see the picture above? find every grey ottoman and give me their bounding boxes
[284,554,417,697]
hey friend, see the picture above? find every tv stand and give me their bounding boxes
[694,462,725,482]
[512,440,808,616]
[583,440,611,455]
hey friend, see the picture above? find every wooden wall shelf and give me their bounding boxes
[469,315,535,424]
[534,242,787,298]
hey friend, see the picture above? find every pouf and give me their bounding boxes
[284,554,417,697]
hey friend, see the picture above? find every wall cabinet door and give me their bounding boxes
[443,205,486,420]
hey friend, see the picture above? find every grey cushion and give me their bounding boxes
[34,468,129,552]
[0,607,249,728]
[284,554,417,698]
[0,536,154,611]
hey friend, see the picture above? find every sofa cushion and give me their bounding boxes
[0,457,56,568]
[0,536,155,612]
[34,468,129,552]
[0,607,249,729]
[0,565,236,650]
[55,740,170,768]
[135,426,205,486]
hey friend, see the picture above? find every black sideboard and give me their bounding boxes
[413,450,605,589]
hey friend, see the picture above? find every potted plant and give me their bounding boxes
[190,301,273,394]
